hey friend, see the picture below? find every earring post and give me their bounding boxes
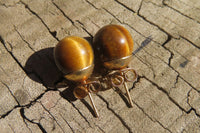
[88,92,99,118]
[123,82,134,107]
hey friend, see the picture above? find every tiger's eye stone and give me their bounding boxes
[54,36,94,81]
[93,25,134,69]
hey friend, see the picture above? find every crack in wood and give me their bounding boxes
[168,74,179,95]
[114,0,136,13]
[133,77,178,132]
[125,76,172,133]
[160,38,199,94]
[20,1,59,41]
[103,8,148,40]
[186,88,193,107]
[96,125,105,133]
[162,35,172,46]
[46,96,62,111]
[96,94,133,133]
[137,78,173,121]
[5,41,13,52]
[0,1,21,8]
[137,0,144,14]
[186,89,200,118]
[162,41,174,66]
[0,36,39,91]
[60,114,75,133]
[136,2,179,40]
[76,20,93,37]
[70,102,92,127]
[180,36,200,50]
[14,25,35,52]
[0,87,60,119]
[20,108,47,133]
[1,29,50,93]
[22,115,33,133]
[1,33,61,112]
[84,0,98,9]
[130,90,172,132]
[8,123,16,133]
[137,14,174,39]
[0,81,20,105]
[0,89,47,119]
[135,54,156,78]
[168,51,174,67]
[138,1,200,50]
[0,65,9,77]
[145,0,165,8]
[51,0,74,25]
[78,6,170,71]
[103,5,165,46]
[186,107,200,118]
[176,0,200,11]
[0,36,25,72]
[163,46,199,92]
[190,109,200,118]
[103,8,122,24]
[142,75,196,115]
[40,102,66,133]
[168,111,185,129]
[162,0,200,24]
[0,106,19,119]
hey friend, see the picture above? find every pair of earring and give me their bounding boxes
[54,25,138,117]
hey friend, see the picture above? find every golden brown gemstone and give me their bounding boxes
[93,25,134,69]
[54,36,94,81]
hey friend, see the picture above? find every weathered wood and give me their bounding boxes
[0,0,200,132]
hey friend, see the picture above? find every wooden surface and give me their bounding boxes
[0,0,200,132]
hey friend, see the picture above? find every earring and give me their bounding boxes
[54,36,100,117]
[93,25,137,107]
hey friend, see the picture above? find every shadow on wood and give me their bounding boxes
[24,47,63,89]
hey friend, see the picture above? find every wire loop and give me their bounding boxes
[107,68,137,88]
